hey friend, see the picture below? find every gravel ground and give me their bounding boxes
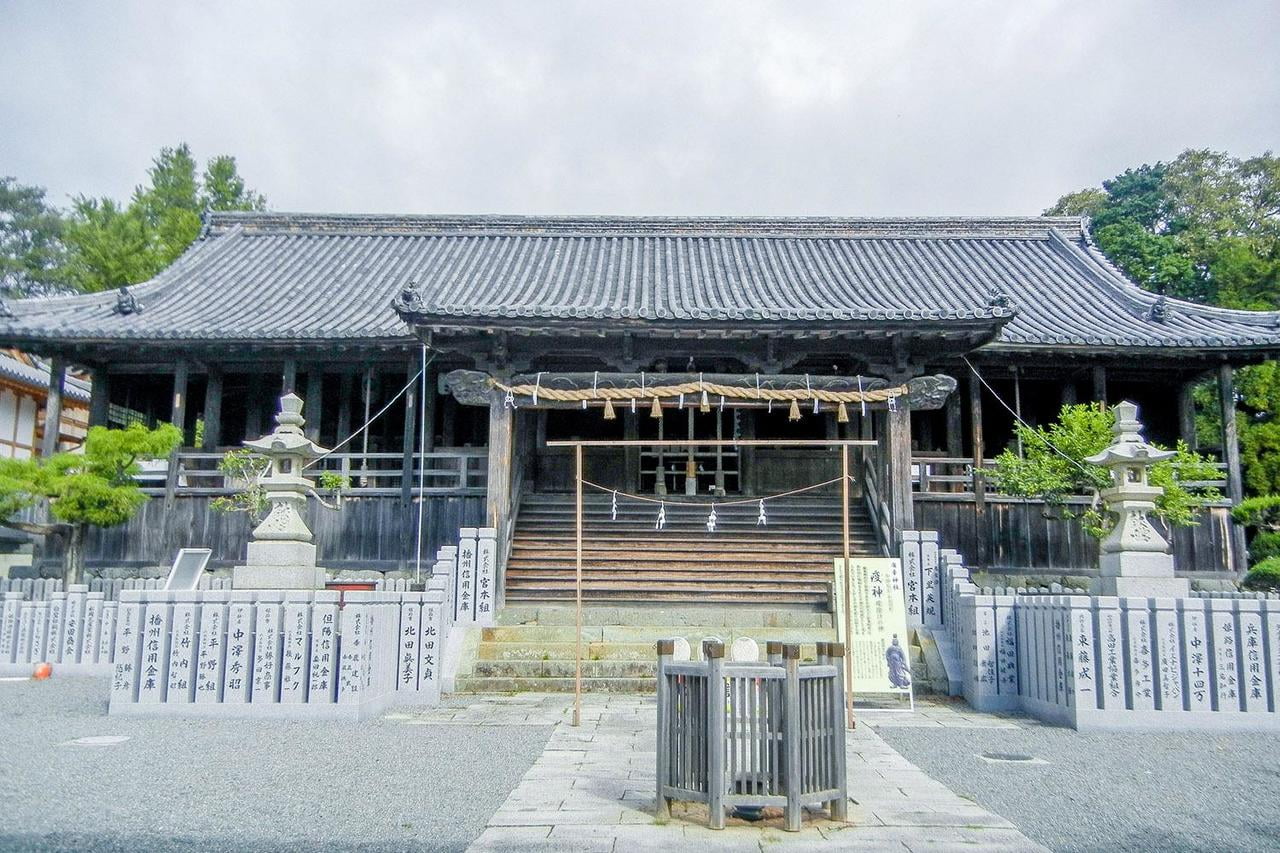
[0,677,550,853]
[879,722,1280,853]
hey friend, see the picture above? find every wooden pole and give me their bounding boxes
[202,368,223,450]
[88,367,110,428]
[574,443,583,727]
[1218,365,1248,575]
[1177,380,1198,451]
[401,357,419,567]
[171,361,190,445]
[841,444,855,728]
[968,374,987,569]
[41,356,66,457]
[1092,366,1107,405]
[304,367,324,442]
[281,359,298,395]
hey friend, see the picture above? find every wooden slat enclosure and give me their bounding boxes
[57,494,485,570]
[915,495,1234,575]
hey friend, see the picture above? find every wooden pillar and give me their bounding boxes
[281,360,298,395]
[88,367,110,428]
[1092,366,1107,404]
[944,390,962,457]
[202,368,223,450]
[40,356,66,457]
[441,394,457,447]
[400,358,419,565]
[171,361,190,444]
[486,398,514,527]
[623,410,640,493]
[421,361,437,453]
[1177,381,1198,451]
[1061,380,1077,408]
[969,375,987,568]
[886,403,914,539]
[1218,365,1248,574]
[336,370,354,480]
[303,367,324,441]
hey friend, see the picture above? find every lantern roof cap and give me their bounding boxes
[1083,401,1175,466]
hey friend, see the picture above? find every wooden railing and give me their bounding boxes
[911,454,1229,498]
[139,448,488,497]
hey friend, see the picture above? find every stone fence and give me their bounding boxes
[936,549,1280,730]
[107,588,447,720]
[1,585,119,675]
[0,578,64,599]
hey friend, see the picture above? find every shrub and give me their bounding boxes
[1243,557,1280,592]
[1248,530,1280,563]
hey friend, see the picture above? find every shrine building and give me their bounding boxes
[2,212,1278,605]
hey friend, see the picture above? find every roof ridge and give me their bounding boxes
[205,211,1085,239]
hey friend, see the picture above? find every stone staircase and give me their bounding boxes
[453,604,837,693]
[505,492,878,607]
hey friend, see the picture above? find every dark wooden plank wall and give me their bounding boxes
[915,496,1234,575]
[60,494,485,570]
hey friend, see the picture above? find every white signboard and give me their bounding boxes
[833,558,913,696]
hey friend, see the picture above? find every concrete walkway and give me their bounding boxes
[392,695,1045,852]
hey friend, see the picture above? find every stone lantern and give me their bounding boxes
[231,393,329,590]
[1083,401,1189,597]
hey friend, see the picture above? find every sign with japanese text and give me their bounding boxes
[833,558,913,695]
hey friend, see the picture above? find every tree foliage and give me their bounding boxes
[0,177,68,296]
[0,423,181,584]
[48,144,267,294]
[989,403,1221,537]
[1049,149,1280,497]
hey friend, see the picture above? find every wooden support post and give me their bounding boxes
[944,390,962,457]
[1219,365,1248,574]
[202,368,223,450]
[88,367,110,428]
[304,367,324,442]
[1061,380,1077,407]
[401,359,419,566]
[281,360,298,395]
[841,446,855,728]
[1177,381,1198,451]
[333,370,352,483]
[421,361,437,453]
[486,398,514,528]
[706,640,726,830]
[969,374,987,569]
[655,640,673,819]
[1092,366,1107,405]
[171,362,190,443]
[574,443,583,728]
[441,394,457,447]
[624,410,640,493]
[886,403,914,541]
[40,356,66,457]
[1012,368,1024,457]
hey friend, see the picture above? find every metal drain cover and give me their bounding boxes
[978,752,1046,765]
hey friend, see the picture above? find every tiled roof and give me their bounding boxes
[1,212,1278,353]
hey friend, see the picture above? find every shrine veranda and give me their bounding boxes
[2,213,1280,729]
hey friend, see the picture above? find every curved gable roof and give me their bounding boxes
[0,212,1276,356]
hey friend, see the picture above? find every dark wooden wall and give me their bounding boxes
[915,496,1234,575]
[58,494,485,571]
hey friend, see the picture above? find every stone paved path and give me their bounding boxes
[393,696,1045,851]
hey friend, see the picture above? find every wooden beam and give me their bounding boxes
[1177,381,1197,451]
[40,356,66,457]
[886,404,914,538]
[202,368,223,450]
[546,438,876,447]
[1218,365,1247,574]
[969,374,987,569]
[171,361,190,445]
[486,400,514,527]
[88,367,110,428]
[944,390,962,457]
[1092,365,1107,404]
[304,367,324,442]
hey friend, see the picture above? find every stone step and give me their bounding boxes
[453,676,655,694]
[497,604,834,628]
[477,641,656,661]
[481,625,836,644]
[471,659,657,679]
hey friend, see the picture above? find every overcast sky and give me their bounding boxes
[2,1,1277,217]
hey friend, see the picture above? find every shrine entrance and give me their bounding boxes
[637,406,740,496]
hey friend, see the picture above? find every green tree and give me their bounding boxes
[988,403,1221,536]
[0,423,181,585]
[59,143,267,293]
[0,177,68,296]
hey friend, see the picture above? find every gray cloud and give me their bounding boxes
[2,0,1277,215]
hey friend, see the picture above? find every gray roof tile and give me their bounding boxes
[0,213,1277,353]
